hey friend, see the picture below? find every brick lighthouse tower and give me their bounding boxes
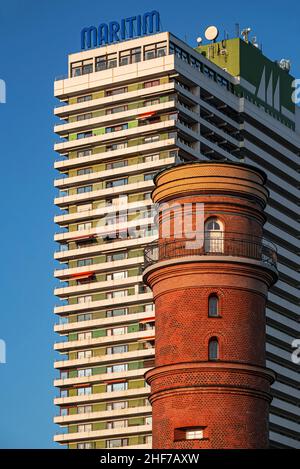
[143,162,278,449]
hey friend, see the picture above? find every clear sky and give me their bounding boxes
[0,0,299,449]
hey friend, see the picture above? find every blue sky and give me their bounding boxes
[0,0,299,449]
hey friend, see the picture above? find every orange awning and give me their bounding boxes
[139,317,155,324]
[138,111,156,120]
[69,272,94,279]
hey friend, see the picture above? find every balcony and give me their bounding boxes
[144,233,277,270]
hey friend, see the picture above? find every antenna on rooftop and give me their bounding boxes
[241,27,251,43]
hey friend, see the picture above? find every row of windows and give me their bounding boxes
[70,416,152,434]
[60,356,155,381]
[72,111,176,141]
[58,304,154,325]
[70,42,167,77]
[74,133,176,161]
[60,397,151,416]
[73,96,166,122]
[60,379,151,397]
[77,435,152,449]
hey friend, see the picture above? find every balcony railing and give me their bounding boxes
[144,233,277,269]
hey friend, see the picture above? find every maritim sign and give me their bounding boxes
[81,10,161,50]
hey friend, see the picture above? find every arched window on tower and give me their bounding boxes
[208,295,219,317]
[208,337,219,361]
[204,218,224,253]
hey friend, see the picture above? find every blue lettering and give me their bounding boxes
[81,11,161,50]
[81,26,97,49]
[120,18,126,40]
[136,15,142,36]
[126,16,136,39]
[109,21,120,43]
[142,10,160,35]
[98,23,108,45]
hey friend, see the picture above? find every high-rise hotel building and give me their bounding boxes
[53,27,300,449]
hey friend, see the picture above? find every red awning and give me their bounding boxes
[139,317,155,324]
[69,272,94,279]
[137,111,156,120]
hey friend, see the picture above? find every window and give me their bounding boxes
[106,141,128,151]
[144,173,155,181]
[144,154,159,162]
[107,290,127,299]
[106,87,127,97]
[78,424,92,433]
[77,203,92,212]
[119,47,141,66]
[77,185,92,194]
[145,416,152,425]
[106,159,127,170]
[78,222,92,231]
[106,308,127,318]
[71,59,93,77]
[78,295,92,304]
[107,327,126,336]
[106,178,128,188]
[208,337,219,361]
[106,438,128,448]
[107,345,128,355]
[144,135,160,144]
[77,442,94,449]
[78,331,92,341]
[61,408,68,416]
[60,371,68,380]
[77,386,92,396]
[175,427,205,441]
[144,98,160,106]
[77,258,92,267]
[107,382,128,392]
[208,295,219,317]
[204,218,224,253]
[106,251,127,262]
[78,405,92,414]
[77,131,92,139]
[78,313,92,322]
[107,364,128,373]
[107,401,127,411]
[144,42,167,60]
[77,168,92,175]
[95,53,117,71]
[106,105,127,115]
[107,419,127,429]
[77,95,92,103]
[60,389,68,398]
[185,429,204,440]
[77,350,92,359]
[105,123,128,133]
[144,79,160,88]
[77,149,92,158]
[106,271,127,281]
[78,368,92,377]
[76,113,92,121]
